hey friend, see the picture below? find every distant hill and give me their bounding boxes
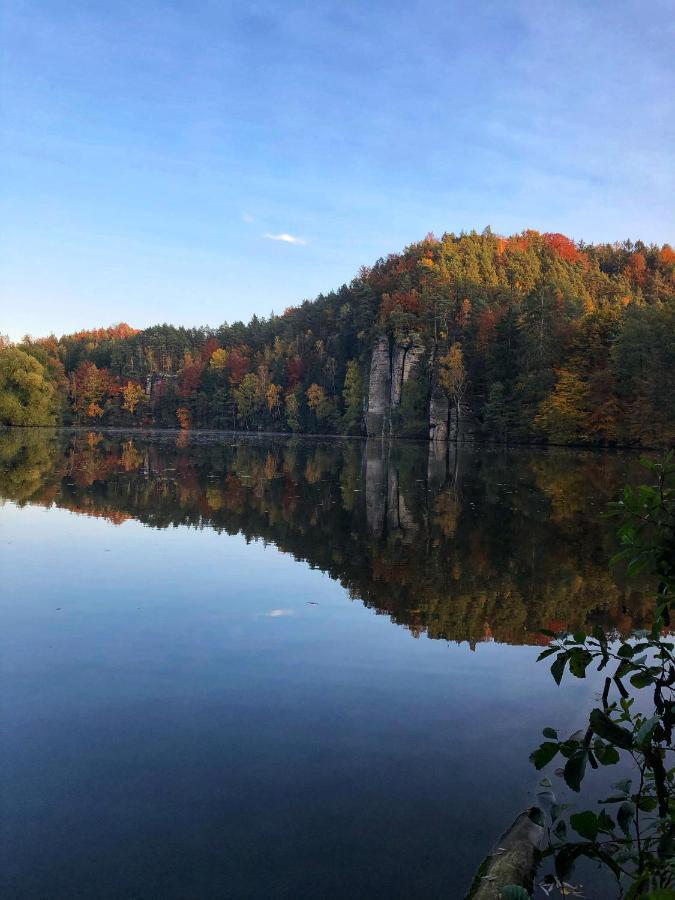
[4,229,675,445]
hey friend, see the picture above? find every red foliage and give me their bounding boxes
[178,362,204,397]
[625,252,647,285]
[379,290,421,320]
[476,308,500,352]
[286,356,305,387]
[226,348,250,385]
[201,338,219,363]
[542,233,581,263]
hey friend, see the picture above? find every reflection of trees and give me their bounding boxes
[0,429,652,644]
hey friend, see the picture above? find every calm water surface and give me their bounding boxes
[0,430,647,898]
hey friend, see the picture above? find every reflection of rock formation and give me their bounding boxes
[428,441,449,491]
[366,334,426,437]
[364,439,430,541]
[364,440,386,536]
[0,429,651,646]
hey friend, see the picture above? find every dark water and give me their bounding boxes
[0,429,647,898]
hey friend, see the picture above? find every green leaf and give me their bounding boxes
[597,809,615,834]
[595,743,620,765]
[617,643,635,658]
[564,752,587,792]
[550,652,568,685]
[530,742,559,770]
[537,647,557,661]
[542,727,557,739]
[570,810,599,841]
[569,649,593,678]
[589,708,633,750]
[554,843,584,882]
[630,670,654,688]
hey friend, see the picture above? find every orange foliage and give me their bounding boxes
[506,230,541,254]
[542,233,581,263]
[625,252,647,285]
[71,323,138,342]
[660,245,675,266]
[71,361,118,419]
[476,308,499,351]
[379,290,421,320]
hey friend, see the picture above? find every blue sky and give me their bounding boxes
[1,0,673,340]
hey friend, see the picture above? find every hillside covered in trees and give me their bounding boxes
[2,229,674,445]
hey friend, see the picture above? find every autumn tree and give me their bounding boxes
[266,383,282,419]
[285,388,302,432]
[438,343,468,439]
[70,361,116,420]
[121,381,146,416]
[534,369,590,443]
[209,348,229,370]
[306,383,330,420]
[233,373,261,428]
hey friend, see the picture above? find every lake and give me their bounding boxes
[0,429,648,898]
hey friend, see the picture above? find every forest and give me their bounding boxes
[1,229,674,446]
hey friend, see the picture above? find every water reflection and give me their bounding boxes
[0,428,648,645]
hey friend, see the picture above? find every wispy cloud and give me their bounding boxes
[241,211,254,223]
[264,232,307,245]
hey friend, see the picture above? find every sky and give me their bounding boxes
[1,0,673,341]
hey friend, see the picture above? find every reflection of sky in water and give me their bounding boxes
[0,435,645,897]
[1,497,617,898]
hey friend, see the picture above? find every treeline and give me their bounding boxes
[1,229,674,445]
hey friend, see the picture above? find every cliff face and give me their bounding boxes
[366,336,391,437]
[365,334,427,437]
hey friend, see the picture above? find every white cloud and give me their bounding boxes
[260,608,294,617]
[264,232,307,245]
[242,211,254,223]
